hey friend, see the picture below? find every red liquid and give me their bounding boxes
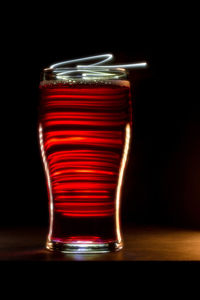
[39,80,131,246]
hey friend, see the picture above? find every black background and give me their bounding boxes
[1,5,199,231]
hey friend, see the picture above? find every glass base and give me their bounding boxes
[46,240,123,253]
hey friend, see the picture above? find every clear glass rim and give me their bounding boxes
[41,66,128,82]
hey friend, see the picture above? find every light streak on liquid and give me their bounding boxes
[39,80,131,245]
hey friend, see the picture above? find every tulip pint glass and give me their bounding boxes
[38,66,132,253]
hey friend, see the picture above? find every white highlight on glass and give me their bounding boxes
[39,124,54,241]
[115,123,131,244]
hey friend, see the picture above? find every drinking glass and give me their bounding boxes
[38,66,132,253]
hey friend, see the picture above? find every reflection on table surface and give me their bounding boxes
[1,225,200,261]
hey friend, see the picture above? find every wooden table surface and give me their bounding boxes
[1,225,200,261]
